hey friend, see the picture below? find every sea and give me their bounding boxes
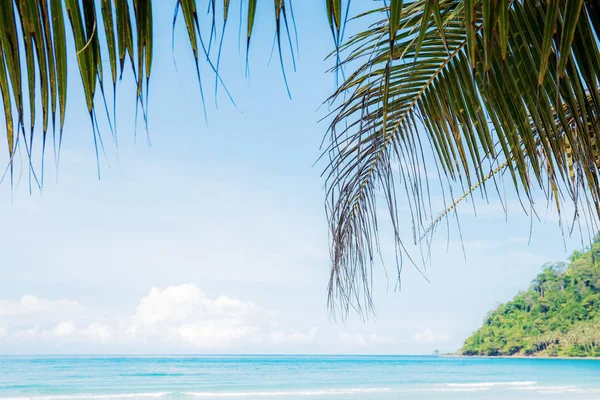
[1,355,599,400]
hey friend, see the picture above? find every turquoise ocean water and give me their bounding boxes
[1,356,600,400]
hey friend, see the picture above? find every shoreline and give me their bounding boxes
[443,354,600,360]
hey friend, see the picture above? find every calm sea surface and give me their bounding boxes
[1,355,599,400]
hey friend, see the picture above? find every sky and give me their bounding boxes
[0,1,590,355]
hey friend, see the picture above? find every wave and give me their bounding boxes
[0,388,393,400]
[436,382,600,395]
[519,385,580,393]
[4,383,600,399]
[0,393,171,400]
[414,382,536,393]
[441,381,538,388]
[517,385,600,394]
[184,388,392,397]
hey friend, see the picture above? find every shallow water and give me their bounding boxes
[1,355,599,400]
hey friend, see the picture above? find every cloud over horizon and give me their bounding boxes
[0,284,325,352]
[413,328,449,344]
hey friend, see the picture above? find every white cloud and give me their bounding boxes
[84,323,113,343]
[0,295,82,342]
[175,321,259,347]
[268,327,318,344]
[53,321,75,337]
[0,295,80,318]
[337,332,395,347]
[0,284,321,350]
[131,284,261,326]
[13,326,42,340]
[9,322,115,344]
[0,288,460,353]
[338,333,368,346]
[413,328,448,343]
[367,333,396,345]
[127,283,267,348]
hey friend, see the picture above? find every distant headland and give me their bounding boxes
[459,239,600,358]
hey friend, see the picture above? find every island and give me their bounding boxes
[460,239,600,357]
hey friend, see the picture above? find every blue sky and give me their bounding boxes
[0,1,588,355]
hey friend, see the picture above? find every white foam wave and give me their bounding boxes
[0,389,393,400]
[519,385,578,391]
[516,385,600,394]
[183,388,393,397]
[5,382,600,399]
[0,394,171,400]
[441,381,538,389]
[429,388,492,393]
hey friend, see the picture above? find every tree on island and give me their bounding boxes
[461,238,600,357]
[1,0,600,315]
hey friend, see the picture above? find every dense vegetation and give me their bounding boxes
[461,241,600,357]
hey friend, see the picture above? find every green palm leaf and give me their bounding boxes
[325,0,600,316]
[0,0,344,183]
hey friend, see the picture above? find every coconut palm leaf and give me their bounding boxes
[0,0,349,184]
[424,89,600,241]
[325,0,600,316]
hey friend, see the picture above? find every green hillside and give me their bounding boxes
[460,240,600,357]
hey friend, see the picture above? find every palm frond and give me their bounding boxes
[425,89,600,240]
[0,0,350,184]
[325,0,600,317]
